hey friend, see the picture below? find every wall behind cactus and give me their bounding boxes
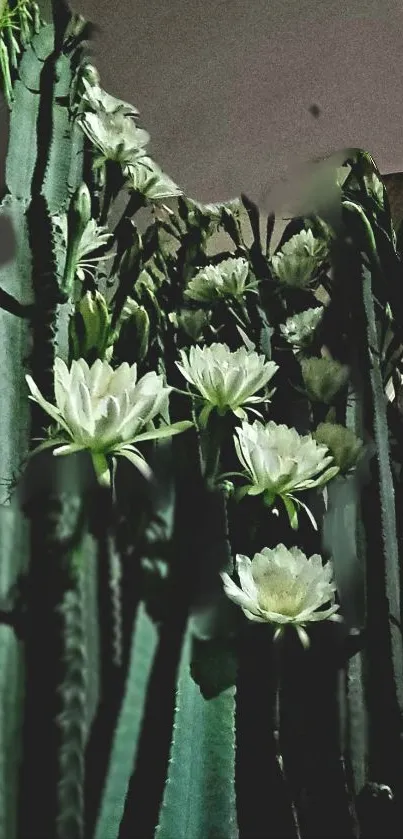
[68,0,403,210]
[2,1,403,264]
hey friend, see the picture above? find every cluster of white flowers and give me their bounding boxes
[25,66,343,646]
[77,73,182,200]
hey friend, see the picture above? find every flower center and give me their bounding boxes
[257,571,306,617]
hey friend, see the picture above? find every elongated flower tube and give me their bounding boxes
[232,420,339,529]
[221,544,341,648]
[25,358,192,486]
[176,343,278,428]
[184,257,259,303]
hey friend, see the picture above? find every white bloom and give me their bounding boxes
[184,257,259,303]
[280,306,324,349]
[78,110,150,170]
[53,215,113,282]
[186,197,242,219]
[176,343,278,428]
[25,358,192,485]
[271,228,328,288]
[221,544,341,647]
[125,157,183,202]
[80,77,140,118]
[233,420,339,529]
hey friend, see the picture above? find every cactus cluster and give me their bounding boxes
[1,2,403,838]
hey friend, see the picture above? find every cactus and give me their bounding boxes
[1,3,403,839]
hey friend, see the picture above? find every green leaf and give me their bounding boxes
[156,626,238,839]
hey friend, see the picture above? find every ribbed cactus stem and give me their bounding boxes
[57,571,87,839]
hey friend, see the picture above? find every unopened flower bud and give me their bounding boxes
[68,182,92,239]
[176,308,211,342]
[115,299,150,364]
[69,290,110,363]
[313,422,363,475]
[300,356,350,404]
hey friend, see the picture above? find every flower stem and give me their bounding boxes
[201,412,226,489]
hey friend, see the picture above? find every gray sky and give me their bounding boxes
[77,0,403,208]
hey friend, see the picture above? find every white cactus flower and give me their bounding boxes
[53,215,113,282]
[78,110,150,170]
[271,228,328,289]
[80,77,140,118]
[186,197,242,219]
[233,420,339,529]
[176,343,278,428]
[184,257,259,303]
[280,306,324,349]
[25,358,192,486]
[125,157,183,202]
[221,544,341,647]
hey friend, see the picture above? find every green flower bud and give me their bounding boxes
[115,300,150,364]
[313,422,363,474]
[172,308,211,342]
[120,295,141,323]
[63,183,92,294]
[82,62,101,87]
[69,290,111,363]
[68,182,92,238]
[300,356,350,404]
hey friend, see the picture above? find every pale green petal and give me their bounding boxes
[130,420,193,443]
[221,573,263,617]
[25,375,71,435]
[296,625,311,648]
[235,555,258,601]
[26,436,67,458]
[53,442,88,456]
[113,447,153,481]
